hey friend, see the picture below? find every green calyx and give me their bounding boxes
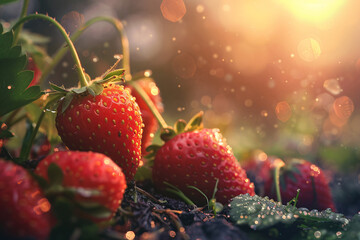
[144,111,204,162]
[160,111,204,142]
[48,67,125,114]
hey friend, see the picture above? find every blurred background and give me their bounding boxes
[1,0,360,171]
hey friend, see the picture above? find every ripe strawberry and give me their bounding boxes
[0,159,52,240]
[35,151,127,220]
[30,135,51,160]
[241,151,277,196]
[27,57,42,87]
[126,79,163,156]
[152,128,255,205]
[55,83,143,181]
[264,159,336,211]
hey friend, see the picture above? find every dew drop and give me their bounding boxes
[7,85,12,90]
[62,61,68,67]
[92,57,99,63]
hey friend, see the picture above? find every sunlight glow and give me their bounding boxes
[279,0,343,22]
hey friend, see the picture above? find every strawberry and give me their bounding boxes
[0,159,52,240]
[35,151,127,220]
[30,135,51,160]
[264,159,336,211]
[241,151,277,196]
[126,79,163,156]
[55,82,143,181]
[152,115,255,205]
[27,57,42,87]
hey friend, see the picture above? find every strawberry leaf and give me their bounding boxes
[174,119,187,134]
[160,127,177,142]
[50,82,68,93]
[103,69,125,80]
[184,111,204,132]
[0,25,43,117]
[230,194,348,231]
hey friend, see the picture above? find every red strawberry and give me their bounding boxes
[152,128,255,205]
[55,83,143,181]
[0,159,52,240]
[35,151,127,220]
[30,135,51,160]
[27,57,42,87]
[241,151,277,196]
[265,159,336,211]
[126,79,163,156]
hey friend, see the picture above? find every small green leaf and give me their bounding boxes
[103,69,125,80]
[60,93,74,113]
[160,127,177,142]
[87,82,104,96]
[48,163,64,186]
[230,194,348,231]
[174,119,187,134]
[184,111,204,132]
[50,82,68,93]
[71,86,88,94]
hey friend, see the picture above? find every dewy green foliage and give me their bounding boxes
[0,24,43,117]
[230,194,349,233]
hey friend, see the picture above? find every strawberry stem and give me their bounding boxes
[274,162,283,203]
[12,0,29,45]
[128,81,168,129]
[38,16,131,84]
[12,14,89,87]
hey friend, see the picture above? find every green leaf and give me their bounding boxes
[87,82,104,96]
[48,163,64,186]
[184,111,204,132]
[174,119,187,134]
[230,194,348,231]
[60,93,74,113]
[17,119,34,163]
[50,82,68,93]
[0,25,43,117]
[0,0,19,5]
[160,127,177,142]
[103,69,125,80]
[342,214,360,239]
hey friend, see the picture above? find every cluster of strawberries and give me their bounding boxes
[0,59,335,239]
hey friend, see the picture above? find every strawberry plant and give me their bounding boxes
[1,0,360,239]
